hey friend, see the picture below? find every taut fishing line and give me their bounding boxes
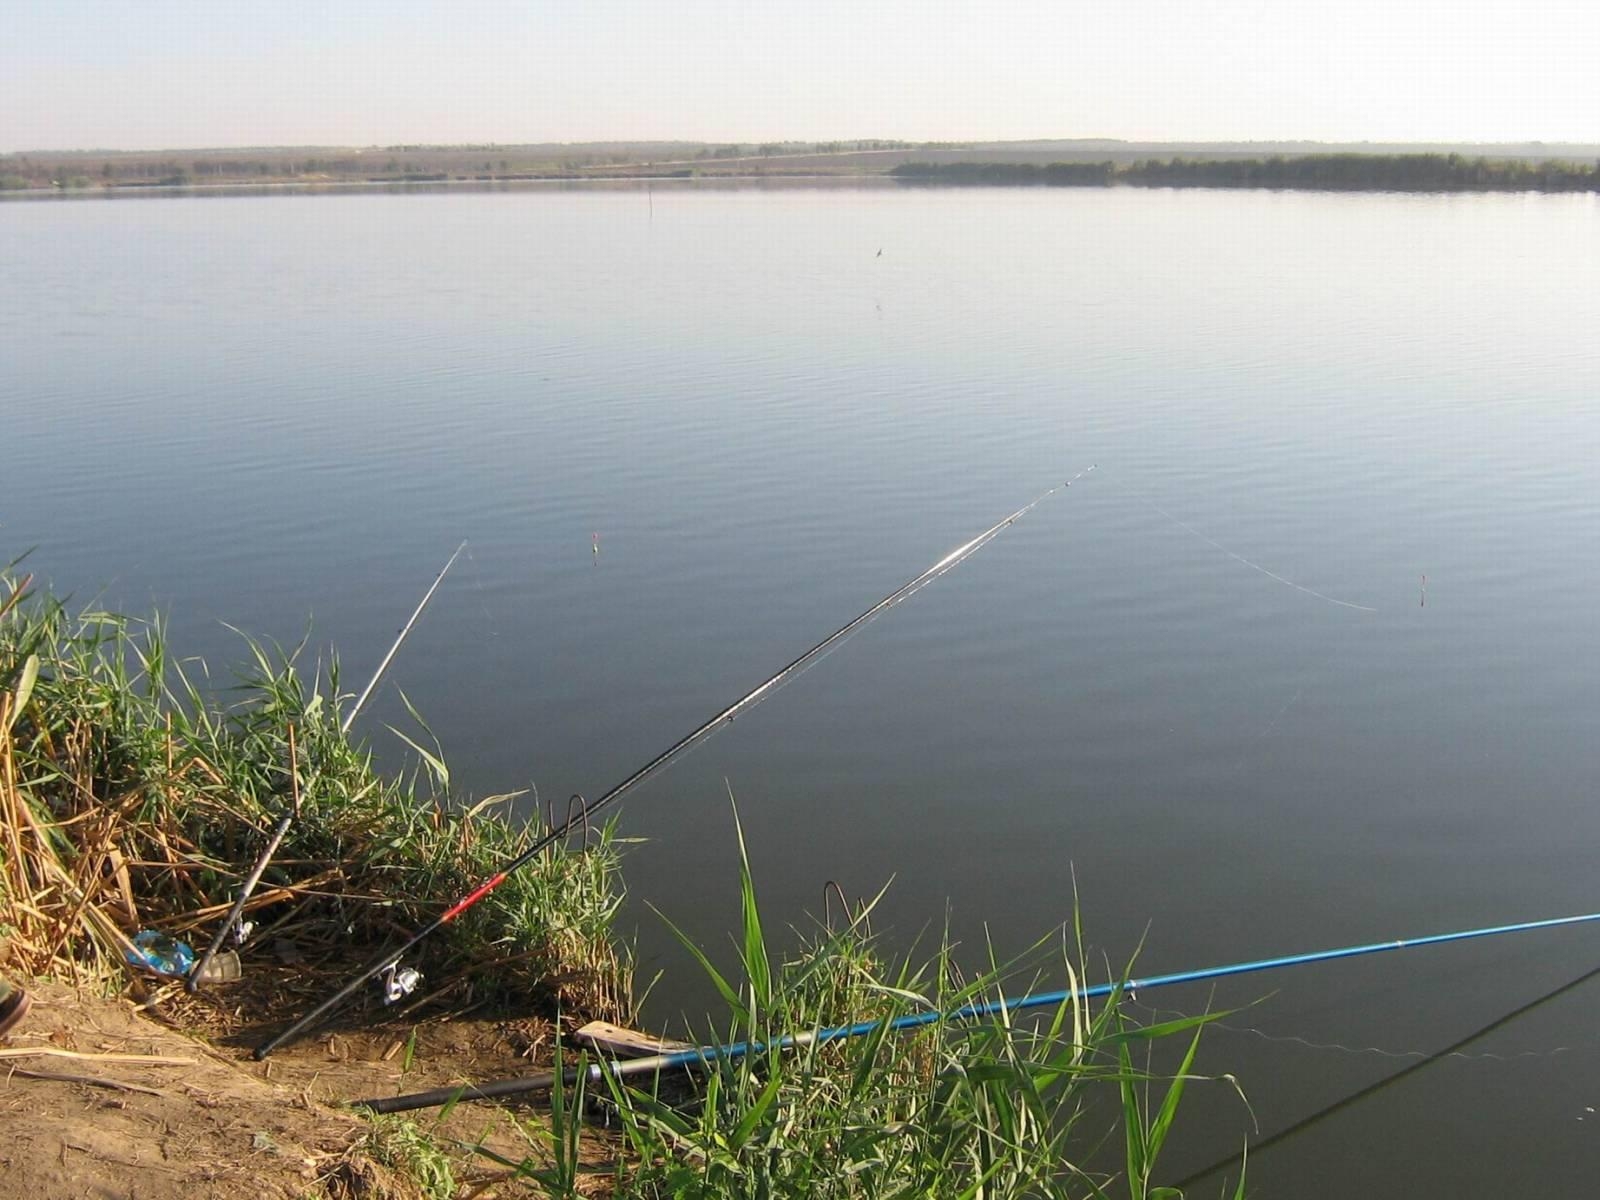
[462,543,499,642]
[1128,997,1590,1065]
[1119,476,1378,613]
[1222,679,1309,780]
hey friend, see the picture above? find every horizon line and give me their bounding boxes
[8,136,1599,157]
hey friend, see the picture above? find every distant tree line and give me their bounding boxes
[892,154,1600,193]
[9,148,1593,196]
[890,161,1115,185]
[695,139,924,159]
[1129,153,1600,190]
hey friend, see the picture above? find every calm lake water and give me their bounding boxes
[5,181,1599,1194]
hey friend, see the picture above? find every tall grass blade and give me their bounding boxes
[5,654,36,729]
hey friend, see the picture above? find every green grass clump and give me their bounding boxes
[496,813,1245,1200]
[0,563,630,1022]
[356,1114,460,1200]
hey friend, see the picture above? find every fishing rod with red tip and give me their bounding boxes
[252,472,1091,1059]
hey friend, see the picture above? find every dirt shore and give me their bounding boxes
[0,980,599,1200]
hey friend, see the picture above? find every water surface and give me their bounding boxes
[5,182,1599,1194]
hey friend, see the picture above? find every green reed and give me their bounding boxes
[0,562,631,1019]
[499,810,1246,1200]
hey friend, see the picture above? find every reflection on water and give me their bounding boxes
[5,183,1599,1195]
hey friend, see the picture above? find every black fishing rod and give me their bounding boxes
[1172,959,1600,1190]
[254,472,1091,1058]
[188,541,467,991]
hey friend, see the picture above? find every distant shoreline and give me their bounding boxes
[6,140,1600,197]
[5,150,1598,200]
[0,174,907,202]
[890,153,1600,194]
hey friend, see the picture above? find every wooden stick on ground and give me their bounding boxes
[2,1066,168,1096]
[0,1048,196,1066]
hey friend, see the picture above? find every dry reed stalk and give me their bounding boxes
[2,713,138,979]
[149,869,362,932]
[39,800,125,967]
[4,1066,169,1095]
[2,703,29,918]
[2,734,50,964]
[106,843,141,927]
[0,1047,196,1065]
[0,576,30,622]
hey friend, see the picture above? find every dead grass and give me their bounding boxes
[0,567,632,1028]
[0,566,636,1198]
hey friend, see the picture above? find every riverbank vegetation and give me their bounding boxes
[523,831,1248,1199]
[1,562,1241,1197]
[0,565,632,1023]
[892,153,1600,192]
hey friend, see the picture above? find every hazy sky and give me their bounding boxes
[3,1,1596,151]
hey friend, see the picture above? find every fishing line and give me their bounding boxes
[1127,997,1589,1065]
[1171,960,1600,1190]
[1199,1022,1586,1064]
[1120,477,1378,613]
[1222,679,1308,780]
[254,472,1091,1058]
[462,543,499,641]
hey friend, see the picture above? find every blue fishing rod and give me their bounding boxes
[356,906,1600,1113]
